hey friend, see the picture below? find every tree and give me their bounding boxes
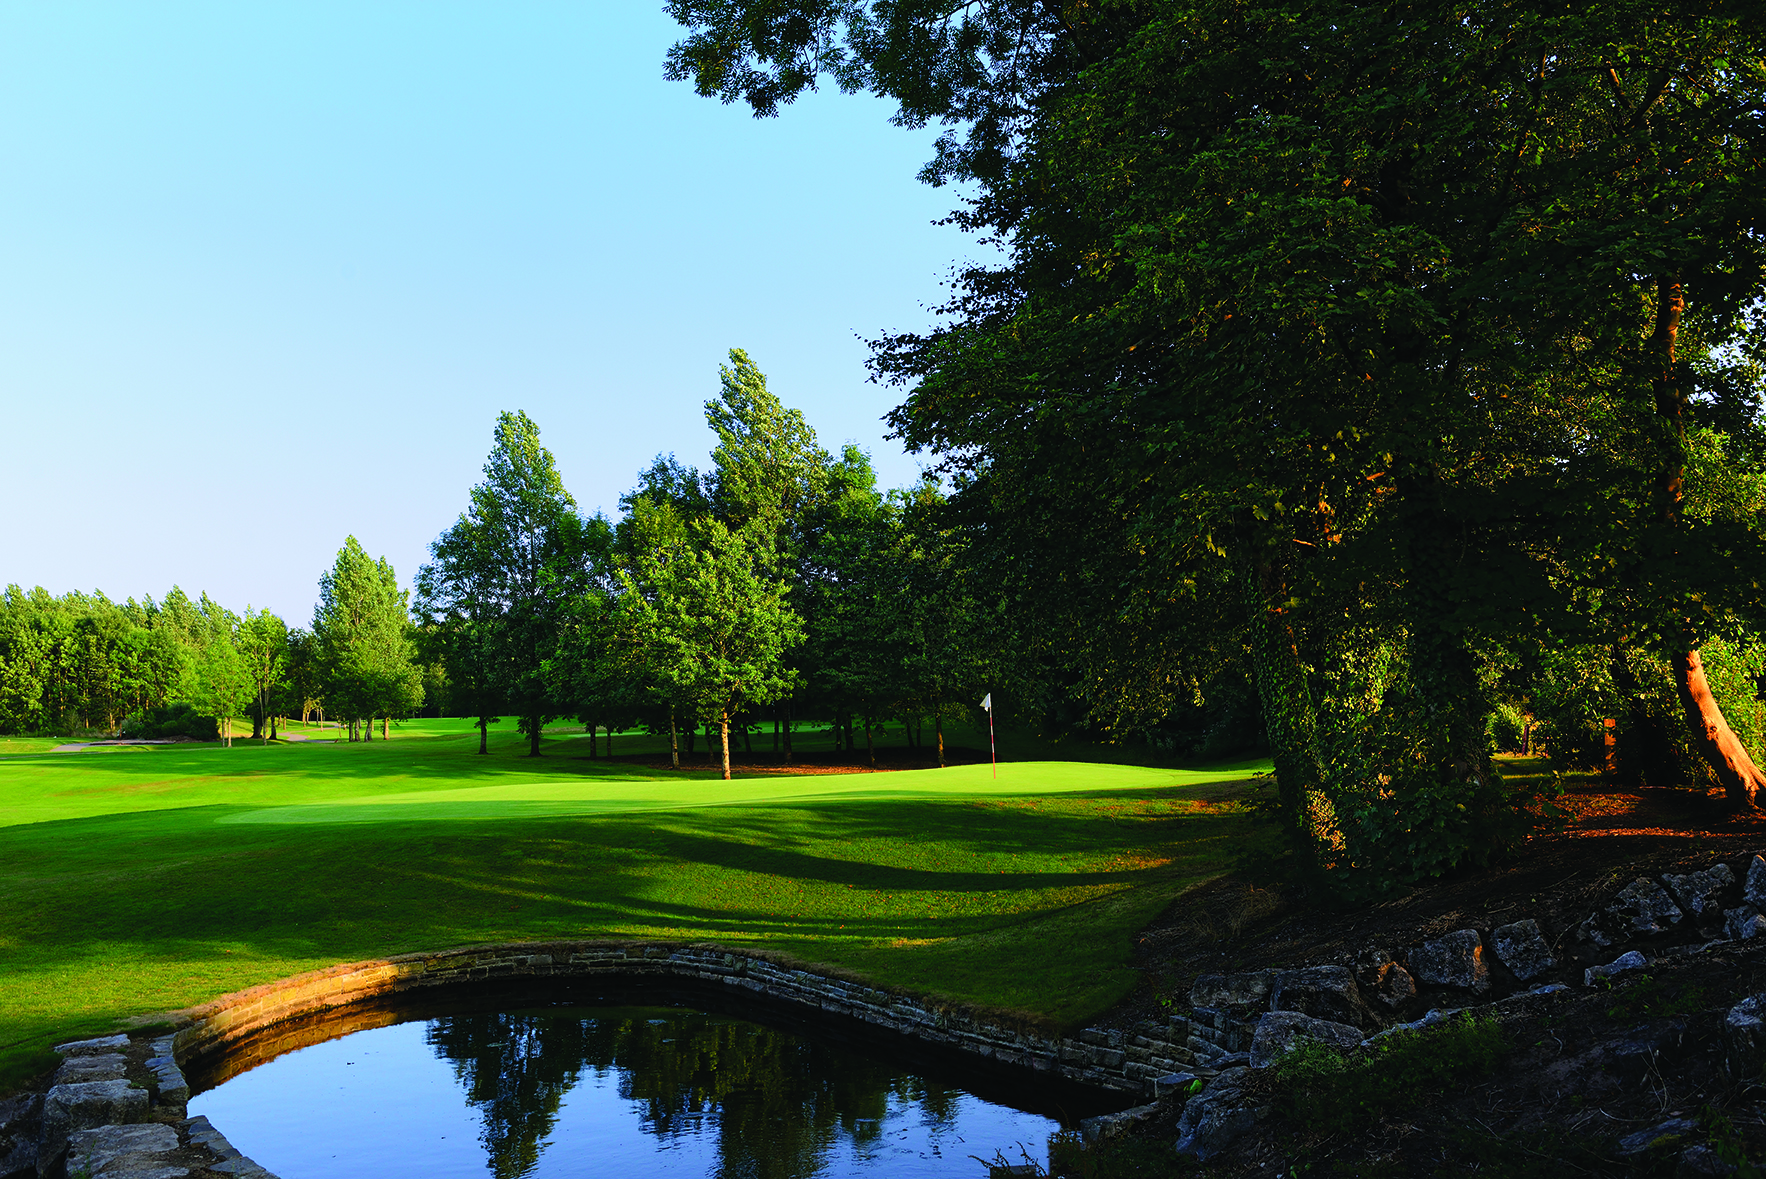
[617,517,803,779]
[313,537,423,742]
[665,0,1766,881]
[238,609,289,742]
[417,411,607,757]
[183,624,251,747]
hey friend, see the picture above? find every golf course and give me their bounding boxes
[0,719,1269,1093]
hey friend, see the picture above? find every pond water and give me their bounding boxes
[189,1005,1068,1179]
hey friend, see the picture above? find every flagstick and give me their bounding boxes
[989,705,997,780]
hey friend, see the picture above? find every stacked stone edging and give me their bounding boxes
[168,941,1197,1101]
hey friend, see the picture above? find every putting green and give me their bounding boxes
[220,761,1265,825]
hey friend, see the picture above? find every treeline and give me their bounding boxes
[416,350,1003,773]
[0,587,292,743]
[0,543,428,745]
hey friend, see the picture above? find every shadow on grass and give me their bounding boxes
[0,792,1265,1074]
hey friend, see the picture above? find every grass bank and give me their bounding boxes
[0,718,1269,1091]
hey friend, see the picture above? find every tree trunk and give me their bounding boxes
[1674,651,1765,809]
[478,716,489,754]
[670,704,680,769]
[589,723,597,758]
[720,710,731,781]
[936,709,945,768]
[772,715,779,753]
[1241,542,1325,872]
[783,701,794,765]
[269,711,278,742]
[383,715,389,741]
[364,715,373,741]
[528,718,541,757]
[1649,274,1763,811]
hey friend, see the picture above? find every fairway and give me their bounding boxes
[0,719,1269,1091]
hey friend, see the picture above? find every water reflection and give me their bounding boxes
[191,1005,1063,1179]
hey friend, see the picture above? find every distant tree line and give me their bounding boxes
[0,537,424,745]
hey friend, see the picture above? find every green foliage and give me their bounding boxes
[417,411,609,755]
[1275,1015,1509,1131]
[1043,1130,1203,1178]
[120,703,218,741]
[313,536,423,738]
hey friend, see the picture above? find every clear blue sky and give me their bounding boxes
[0,3,980,623]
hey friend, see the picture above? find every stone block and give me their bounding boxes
[148,1056,190,1108]
[64,1122,182,1177]
[1726,904,1765,941]
[53,1054,127,1085]
[1248,1010,1364,1069]
[1724,994,1766,1081]
[1491,919,1556,981]
[1271,965,1376,1029]
[1189,971,1274,1017]
[1354,948,1418,1010]
[1746,855,1766,909]
[42,1080,150,1161]
[1605,878,1685,938]
[1174,1067,1268,1161]
[1408,929,1490,992]
[1584,950,1648,987]
[1661,864,1735,921]
[54,1035,130,1057]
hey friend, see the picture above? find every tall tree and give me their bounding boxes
[238,609,289,742]
[617,517,803,779]
[417,411,605,757]
[313,537,422,742]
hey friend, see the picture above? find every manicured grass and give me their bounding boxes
[0,719,1269,1091]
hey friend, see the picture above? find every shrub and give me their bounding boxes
[1275,1014,1509,1131]
[121,703,218,741]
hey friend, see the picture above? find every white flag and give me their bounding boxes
[980,693,992,711]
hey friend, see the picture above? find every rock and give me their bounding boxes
[40,1080,149,1163]
[1607,878,1686,937]
[1678,1143,1740,1177]
[53,1034,130,1057]
[1617,1117,1698,1156]
[1078,1102,1159,1143]
[1603,1020,1687,1085]
[1189,971,1274,1017]
[1723,993,1766,1081]
[1662,863,1736,920]
[1745,855,1766,908]
[1248,1010,1364,1069]
[1585,950,1648,987]
[1153,1072,1204,1100]
[1270,965,1377,1029]
[1491,919,1556,981]
[1408,929,1490,992]
[1725,905,1764,941]
[64,1122,183,1176]
[53,1053,127,1085]
[0,1091,41,1179]
[146,1056,189,1109]
[1174,1067,1268,1161]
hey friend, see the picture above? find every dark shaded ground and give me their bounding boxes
[1070,769,1766,1176]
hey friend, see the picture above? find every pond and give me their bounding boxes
[188,1004,1076,1178]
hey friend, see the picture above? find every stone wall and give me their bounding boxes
[170,941,1201,1101]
